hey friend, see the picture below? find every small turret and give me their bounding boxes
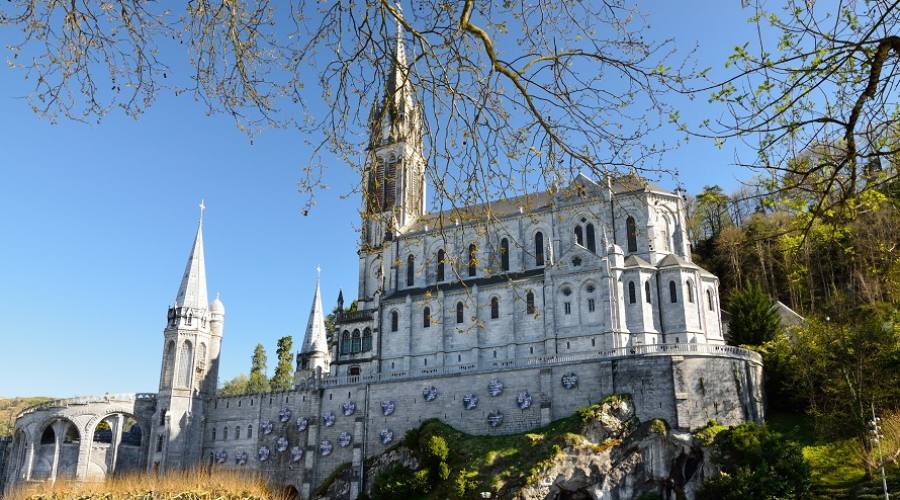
[297,268,332,380]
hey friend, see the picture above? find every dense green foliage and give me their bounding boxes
[270,335,294,391]
[217,373,250,397]
[726,284,780,346]
[248,343,270,394]
[697,423,812,500]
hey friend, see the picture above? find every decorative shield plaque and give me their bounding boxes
[322,411,336,427]
[462,393,479,410]
[516,391,533,410]
[290,446,303,463]
[295,416,309,432]
[561,372,578,390]
[342,400,357,416]
[215,450,228,464]
[236,451,249,465]
[488,379,504,397]
[338,431,352,448]
[258,446,271,462]
[422,385,439,402]
[276,436,289,452]
[320,439,333,456]
[261,419,274,435]
[487,411,504,428]
[380,429,394,445]
[381,400,396,416]
[279,406,292,423]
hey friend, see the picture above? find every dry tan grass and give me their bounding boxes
[7,468,293,499]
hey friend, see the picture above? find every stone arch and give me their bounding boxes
[282,484,300,499]
[32,417,81,481]
[86,412,144,480]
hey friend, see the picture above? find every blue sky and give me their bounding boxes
[0,2,758,397]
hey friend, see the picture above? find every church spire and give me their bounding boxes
[301,268,329,355]
[174,201,209,310]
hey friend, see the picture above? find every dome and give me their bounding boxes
[210,292,225,315]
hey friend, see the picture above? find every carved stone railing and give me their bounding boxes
[313,342,761,389]
[335,309,375,324]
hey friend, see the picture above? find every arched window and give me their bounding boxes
[423,307,431,328]
[534,232,545,266]
[436,249,445,281]
[526,291,536,314]
[687,281,694,303]
[628,282,636,304]
[406,254,415,286]
[490,297,499,319]
[626,216,638,253]
[162,340,175,387]
[574,225,584,246]
[468,243,477,277]
[586,223,596,252]
[456,302,464,323]
[177,340,193,388]
[707,289,714,310]
[341,331,351,354]
[390,310,398,332]
[247,424,253,439]
[500,238,510,271]
[669,281,677,303]
[212,427,216,441]
[351,329,362,353]
[235,426,240,440]
[362,328,373,351]
[223,426,228,441]
[645,281,652,303]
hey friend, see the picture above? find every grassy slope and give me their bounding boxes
[767,412,900,499]
[0,397,52,437]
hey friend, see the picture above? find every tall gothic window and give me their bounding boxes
[669,281,678,303]
[406,254,415,286]
[176,340,193,388]
[526,291,536,314]
[341,331,351,354]
[423,307,431,328]
[436,249,445,282]
[162,340,175,387]
[645,281,652,303]
[574,225,584,246]
[490,297,499,319]
[500,238,510,272]
[626,216,638,253]
[628,282,636,304]
[197,343,207,374]
[687,281,695,303]
[247,424,253,439]
[351,329,361,353]
[468,243,477,277]
[223,427,228,441]
[586,223,596,252]
[534,232,545,267]
[362,328,373,351]
[456,302,464,324]
[707,289,714,310]
[390,310,399,332]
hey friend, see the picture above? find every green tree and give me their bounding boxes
[218,373,250,397]
[727,284,780,346]
[248,344,270,394]
[697,423,812,500]
[271,336,294,391]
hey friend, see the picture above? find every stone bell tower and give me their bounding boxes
[147,201,224,474]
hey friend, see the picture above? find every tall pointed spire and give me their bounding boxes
[301,268,329,355]
[174,202,209,310]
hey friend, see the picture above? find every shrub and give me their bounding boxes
[454,468,479,497]
[727,284,781,346]
[371,464,430,498]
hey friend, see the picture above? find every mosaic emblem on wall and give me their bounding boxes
[338,431,352,448]
[295,416,309,432]
[487,411,504,428]
[322,411,336,427]
[276,436,289,452]
[215,450,228,464]
[320,439,333,456]
[258,446,270,462]
[381,400,396,416]
[380,429,394,445]
[561,372,578,390]
[516,391,533,410]
[279,406,292,423]
[236,451,249,465]
[342,400,357,416]
[462,393,479,410]
[290,446,303,463]
[261,419,274,435]
[422,385,439,402]
[488,379,504,397]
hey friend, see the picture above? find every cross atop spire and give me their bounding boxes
[199,199,206,224]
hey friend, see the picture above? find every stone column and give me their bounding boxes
[23,438,35,481]
[49,420,66,484]
[110,414,124,474]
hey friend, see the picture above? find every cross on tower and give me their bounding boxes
[199,199,206,224]
[316,265,321,280]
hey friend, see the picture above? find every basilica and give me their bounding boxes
[1,21,762,500]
